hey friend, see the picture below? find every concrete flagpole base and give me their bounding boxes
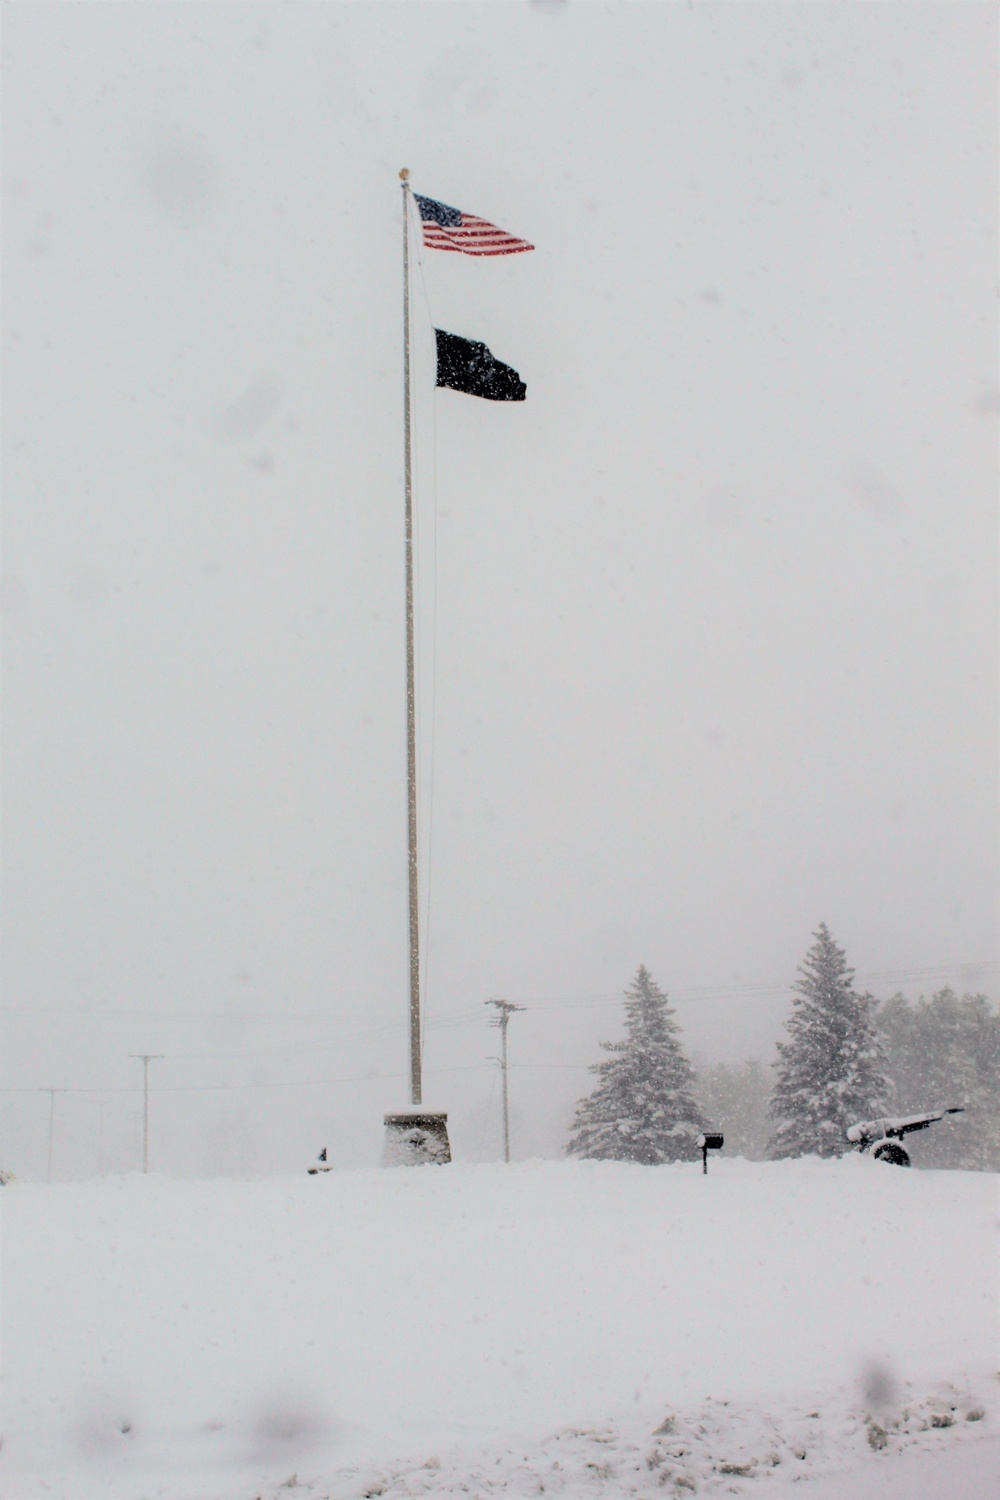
[382,1112,451,1166]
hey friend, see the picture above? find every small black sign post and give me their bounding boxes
[697,1132,724,1175]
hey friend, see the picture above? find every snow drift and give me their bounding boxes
[1,1155,996,1498]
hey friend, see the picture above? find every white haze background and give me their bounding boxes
[2,2,997,1178]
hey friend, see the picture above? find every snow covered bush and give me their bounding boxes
[769,924,889,1160]
[566,966,707,1163]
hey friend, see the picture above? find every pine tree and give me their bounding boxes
[769,925,889,1159]
[566,966,707,1164]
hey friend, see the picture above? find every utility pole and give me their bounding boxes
[130,1055,163,1174]
[45,1088,62,1183]
[97,1099,107,1175]
[486,999,525,1164]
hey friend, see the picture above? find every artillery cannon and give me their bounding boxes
[846,1106,965,1166]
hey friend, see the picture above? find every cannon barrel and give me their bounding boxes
[846,1106,964,1146]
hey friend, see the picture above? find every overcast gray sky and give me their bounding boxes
[3,1,997,1177]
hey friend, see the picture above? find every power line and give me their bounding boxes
[153,1062,491,1093]
[0,1002,484,1029]
[53,963,997,1067]
[3,960,993,1024]
[516,962,1000,1013]
[0,1063,494,1098]
[162,1007,480,1062]
[2,965,994,1105]
[511,1062,591,1071]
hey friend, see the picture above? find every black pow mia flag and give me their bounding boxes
[434,329,526,402]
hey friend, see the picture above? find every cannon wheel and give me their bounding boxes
[873,1139,911,1167]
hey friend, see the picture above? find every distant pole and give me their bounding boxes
[486,999,525,1163]
[130,1055,163,1173]
[400,166,421,1108]
[45,1088,60,1183]
[97,1099,107,1175]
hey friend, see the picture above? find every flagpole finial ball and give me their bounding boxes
[399,168,410,181]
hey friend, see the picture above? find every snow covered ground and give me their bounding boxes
[1,1156,996,1499]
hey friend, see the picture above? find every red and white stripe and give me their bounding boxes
[420,213,534,257]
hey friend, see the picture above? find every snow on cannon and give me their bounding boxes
[845,1106,965,1166]
[697,1132,724,1174]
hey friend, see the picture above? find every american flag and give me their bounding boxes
[414,193,534,256]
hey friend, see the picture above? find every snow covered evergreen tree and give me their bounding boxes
[566,966,707,1163]
[769,925,889,1159]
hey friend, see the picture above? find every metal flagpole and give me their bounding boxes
[400,168,421,1109]
[382,172,450,1165]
